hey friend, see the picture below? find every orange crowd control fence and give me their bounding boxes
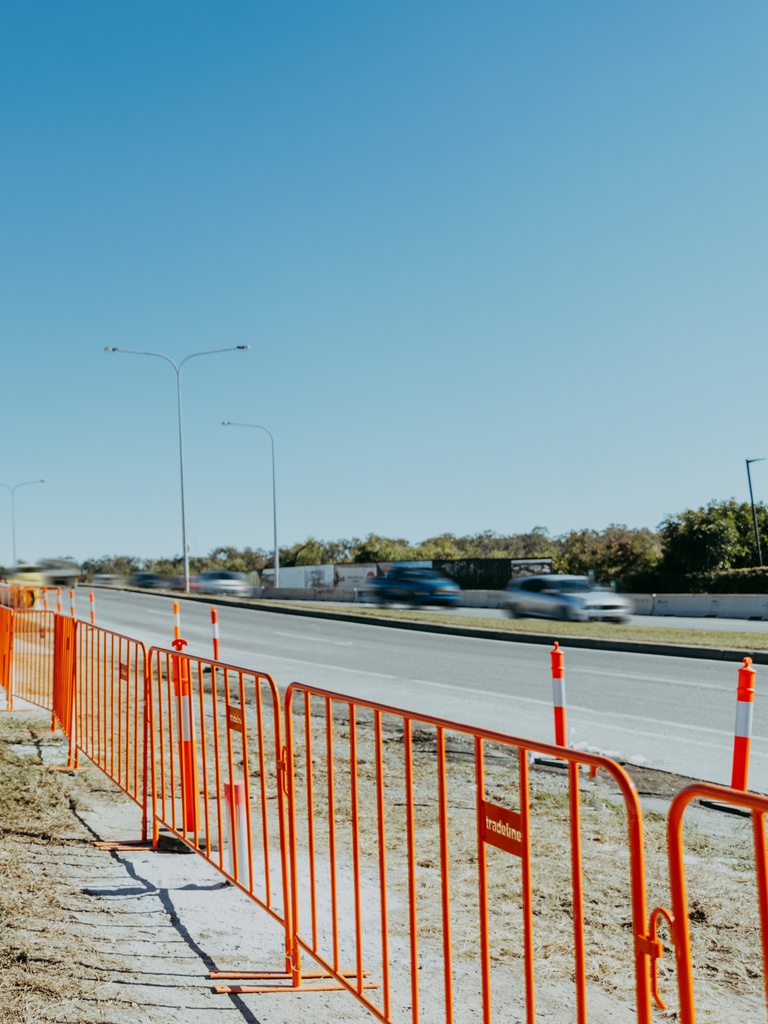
[0,606,14,710]
[7,609,768,1022]
[52,614,77,744]
[10,609,56,717]
[0,583,44,610]
[146,644,293,971]
[648,782,768,1024]
[73,622,150,832]
[205,681,660,1024]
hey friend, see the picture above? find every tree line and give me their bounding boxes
[75,499,768,592]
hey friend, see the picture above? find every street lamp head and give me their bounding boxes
[236,345,250,351]
[104,347,118,353]
[222,421,231,426]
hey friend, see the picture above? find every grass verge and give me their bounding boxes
[260,601,768,651]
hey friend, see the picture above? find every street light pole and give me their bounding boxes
[105,345,250,592]
[746,458,766,568]
[0,479,45,565]
[222,421,280,589]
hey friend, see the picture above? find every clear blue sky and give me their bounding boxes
[1,1,766,564]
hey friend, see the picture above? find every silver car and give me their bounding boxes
[197,571,253,598]
[501,575,633,623]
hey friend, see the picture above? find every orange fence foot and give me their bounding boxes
[93,839,155,852]
[210,968,376,995]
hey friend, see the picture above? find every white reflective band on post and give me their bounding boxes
[735,701,754,738]
[182,701,192,741]
[552,679,566,708]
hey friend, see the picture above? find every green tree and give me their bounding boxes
[558,524,661,581]
[659,499,768,573]
[352,534,417,563]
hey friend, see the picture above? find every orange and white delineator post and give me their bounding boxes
[731,656,756,790]
[173,601,181,644]
[69,588,75,618]
[550,641,567,747]
[223,779,248,882]
[211,606,219,661]
[56,587,62,614]
[170,638,199,836]
[89,590,95,625]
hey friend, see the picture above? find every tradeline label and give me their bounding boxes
[481,801,525,857]
[227,705,245,734]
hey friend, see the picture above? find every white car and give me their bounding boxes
[501,575,633,623]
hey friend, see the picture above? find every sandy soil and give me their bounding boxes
[0,713,765,1024]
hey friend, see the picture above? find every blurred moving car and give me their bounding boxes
[197,571,253,598]
[501,575,633,623]
[129,572,166,589]
[91,574,126,587]
[37,559,81,588]
[365,566,461,608]
[7,563,47,587]
[170,575,200,591]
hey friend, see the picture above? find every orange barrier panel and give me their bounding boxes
[215,682,659,1022]
[0,583,41,610]
[53,615,77,752]
[147,646,292,967]
[11,609,55,714]
[0,606,13,710]
[74,623,150,833]
[650,782,768,1023]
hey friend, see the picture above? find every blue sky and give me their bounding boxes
[1,2,766,564]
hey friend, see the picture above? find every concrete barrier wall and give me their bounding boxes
[625,593,768,620]
[261,587,768,620]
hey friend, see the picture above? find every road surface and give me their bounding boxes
[76,588,768,792]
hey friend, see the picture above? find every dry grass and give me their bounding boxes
[0,716,121,1023]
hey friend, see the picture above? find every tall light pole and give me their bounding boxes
[0,479,45,565]
[105,345,250,592]
[222,421,280,589]
[746,458,766,567]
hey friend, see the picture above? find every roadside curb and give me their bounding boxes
[123,586,768,665]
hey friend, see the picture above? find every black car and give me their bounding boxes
[129,572,165,589]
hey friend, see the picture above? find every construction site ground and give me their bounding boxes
[0,712,763,1024]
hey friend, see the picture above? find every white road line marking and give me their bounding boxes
[568,666,729,692]
[270,631,353,646]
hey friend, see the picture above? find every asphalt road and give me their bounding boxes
[76,588,768,793]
